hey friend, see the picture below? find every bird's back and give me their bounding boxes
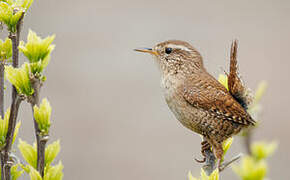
[182,71,254,139]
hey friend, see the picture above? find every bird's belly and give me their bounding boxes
[164,89,204,134]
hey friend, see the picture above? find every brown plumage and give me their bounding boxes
[135,40,255,170]
[228,40,253,109]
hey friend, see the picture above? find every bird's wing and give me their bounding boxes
[227,40,252,109]
[183,73,255,125]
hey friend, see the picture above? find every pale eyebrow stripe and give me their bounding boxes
[167,44,191,52]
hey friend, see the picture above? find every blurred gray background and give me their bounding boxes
[5,0,290,179]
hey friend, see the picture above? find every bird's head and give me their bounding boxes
[135,40,204,76]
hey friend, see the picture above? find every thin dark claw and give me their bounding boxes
[194,157,206,163]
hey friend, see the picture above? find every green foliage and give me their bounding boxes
[0,2,22,32]
[19,139,61,170]
[0,163,24,180]
[11,164,24,180]
[16,0,34,10]
[218,74,228,90]
[12,119,20,144]
[0,1,62,179]
[247,81,267,118]
[28,162,63,180]
[221,137,233,162]
[0,108,10,148]
[19,30,55,74]
[33,98,52,136]
[28,166,42,180]
[5,63,34,96]
[232,156,267,180]
[43,162,63,180]
[188,169,219,180]
[251,141,277,161]
[18,139,37,168]
[0,37,12,60]
[0,108,21,149]
[232,141,277,180]
[45,140,60,167]
[0,0,33,32]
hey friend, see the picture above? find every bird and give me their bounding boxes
[134,40,255,170]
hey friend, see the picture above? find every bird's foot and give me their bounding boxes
[194,140,211,164]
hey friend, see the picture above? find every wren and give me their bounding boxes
[135,40,255,170]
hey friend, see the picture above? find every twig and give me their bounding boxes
[29,74,48,177]
[0,60,4,180]
[0,153,4,180]
[219,153,242,172]
[1,12,24,180]
[202,138,216,175]
[2,95,22,180]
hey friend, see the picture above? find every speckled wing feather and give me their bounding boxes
[183,72,255,125]
[227,40,252,109]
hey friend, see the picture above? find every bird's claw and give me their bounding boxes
[194,140,211,164]
[194,156,206,163]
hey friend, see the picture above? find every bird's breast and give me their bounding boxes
[161,75,203,134]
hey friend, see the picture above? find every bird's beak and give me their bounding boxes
[134,48,159,56]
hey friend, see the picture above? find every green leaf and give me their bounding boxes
[221,137,233,162]
[19,163,30,173]
[218,74,228,91]
[43,161,63,180]
[0,0,34,32]
[5,63,34,96]
[1,0,14,6]
[20,0,34,11]
[248,81,267,111]
[189,169,219,180]
[19,30,55,74]
[29,166,42,180]
[0,37,12,60]
[33,98,52,135]
[8,9,23,32]
[12,121,21,145]
[201,168,219,180]
[251,141,277,161]
[45,140,60,166]
[11,164,24,180]
[188,171,199,180]
[0,108,10,148]
[0,2,13,26]
[18,139,37,168]
[0,108,18,148]
[232,156,267,180]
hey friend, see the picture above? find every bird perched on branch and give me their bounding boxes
[135,40,255,170]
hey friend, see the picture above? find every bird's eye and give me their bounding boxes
[165,47,172,54]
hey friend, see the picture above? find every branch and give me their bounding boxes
[219,153,242,172]
[29,74,48,177]
[2,95,22,180]
[202,139,216,175]
[1,12,24,180]
[0,60,4,180]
